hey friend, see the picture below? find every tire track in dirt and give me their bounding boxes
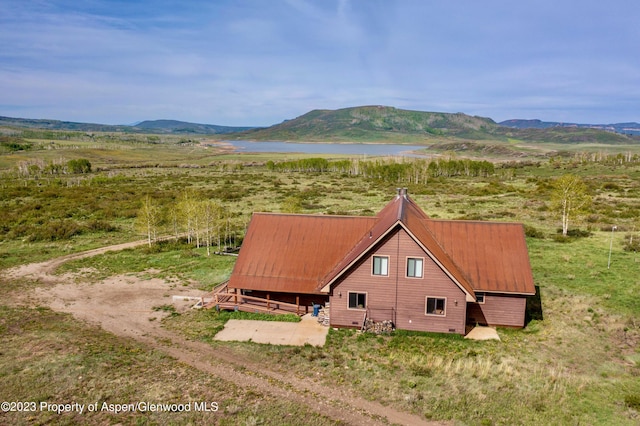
[4,242,443,426]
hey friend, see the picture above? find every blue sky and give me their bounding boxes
[1,0,638,126]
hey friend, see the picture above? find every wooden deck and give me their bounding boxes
[203,281,311,316]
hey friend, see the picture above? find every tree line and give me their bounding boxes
[16,158,92,177]
[135,189,243,255]
[266,157,495,183]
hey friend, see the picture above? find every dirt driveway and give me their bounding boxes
[3,241,442,426]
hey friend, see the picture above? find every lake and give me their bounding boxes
[222,140,429,157]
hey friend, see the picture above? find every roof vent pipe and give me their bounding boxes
[397,188,408,198]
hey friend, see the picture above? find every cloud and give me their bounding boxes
[0,0,638,125]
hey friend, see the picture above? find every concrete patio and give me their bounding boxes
[214,314,329,346]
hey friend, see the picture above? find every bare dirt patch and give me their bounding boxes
[33,274,202,341]
[3,243,441,426]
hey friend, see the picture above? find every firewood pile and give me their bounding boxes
[317,303,330,326]
[362,318,395,334]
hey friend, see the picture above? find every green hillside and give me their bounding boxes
[134,119,255,134]
[493,126,636,144]
[229,105,638,145]
[230,106,498,142]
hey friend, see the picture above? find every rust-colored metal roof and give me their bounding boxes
[398,198,477,299]
[228,213,376,294]
[426,220,536,295]
[230,190,535,297]
[319,194,407,290]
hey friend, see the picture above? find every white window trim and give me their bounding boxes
[371,255,389,277]
[405,256,424,279]
[475,292,486,304]
[347,291,368,310]
[425,296,447,317]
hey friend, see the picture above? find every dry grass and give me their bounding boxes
[0,304,337,425]
[2,143,640,424]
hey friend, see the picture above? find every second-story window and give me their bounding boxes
[406,257,424,278]
[372,255,389,276]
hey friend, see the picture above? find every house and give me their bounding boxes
[227,189,536,334]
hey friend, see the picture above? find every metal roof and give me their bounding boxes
[426,220,536,295]
[229,190,535,297]
[228,213,376,294]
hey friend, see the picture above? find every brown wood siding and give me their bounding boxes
[394,231,466,334]
[330,227,467,334]
[330,232,399,328]
[466,294,526,327]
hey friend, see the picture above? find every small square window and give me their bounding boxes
[407,258,423,278]
[476,293,485,304]
[426,297,446,316]
[348,292,367,309]
[372,256,388,276]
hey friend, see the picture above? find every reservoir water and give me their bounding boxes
[223,140,428,157]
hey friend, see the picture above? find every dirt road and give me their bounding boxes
[4,242,441,426]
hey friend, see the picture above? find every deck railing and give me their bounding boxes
[210,291,310,316]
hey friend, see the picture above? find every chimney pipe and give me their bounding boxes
[397,188,408,197]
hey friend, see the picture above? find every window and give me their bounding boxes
[348,292,367,309]
[406,257,423,278]
[426,297,446,316]
[372,256,389,276]
[475,292,485,304]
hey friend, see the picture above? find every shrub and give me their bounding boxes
[524,225,545,238]
[28,220,83,241]
[624,393,640,410]
[84,219,118,233]
[556,228,592,238]
[602,182,621,191]
[623,235,640,252]
[67,158,92,174]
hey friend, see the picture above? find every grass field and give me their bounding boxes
[1,133,640,424]
[0,304,337,426]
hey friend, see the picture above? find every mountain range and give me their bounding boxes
[0,116,255,134]
[1,107,639,144]
[499,119,640,136]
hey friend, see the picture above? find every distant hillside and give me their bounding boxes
[494,126,636,144]
[229,106,638,145]
[230,106,498,142]
[500,119,640,136]
[0,116,132,132]
[2,109,638,144]
[134,120,255,134]
[0,116,257,135]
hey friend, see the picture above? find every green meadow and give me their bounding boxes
[1,130,639,424]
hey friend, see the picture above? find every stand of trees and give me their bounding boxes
[551,174,591,236]
[135,189,243,254]
[571,151,640,165]
[16,158,92,177]
[266,157,494,183]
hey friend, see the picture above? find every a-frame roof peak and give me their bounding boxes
[376,188,429,224]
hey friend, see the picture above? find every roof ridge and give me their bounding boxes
[253,211,373,219]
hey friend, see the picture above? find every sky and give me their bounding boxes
[1,0,639,127]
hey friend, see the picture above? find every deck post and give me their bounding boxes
[296,296,300,315]
[267,293,270,310]
[234,288,238,304]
